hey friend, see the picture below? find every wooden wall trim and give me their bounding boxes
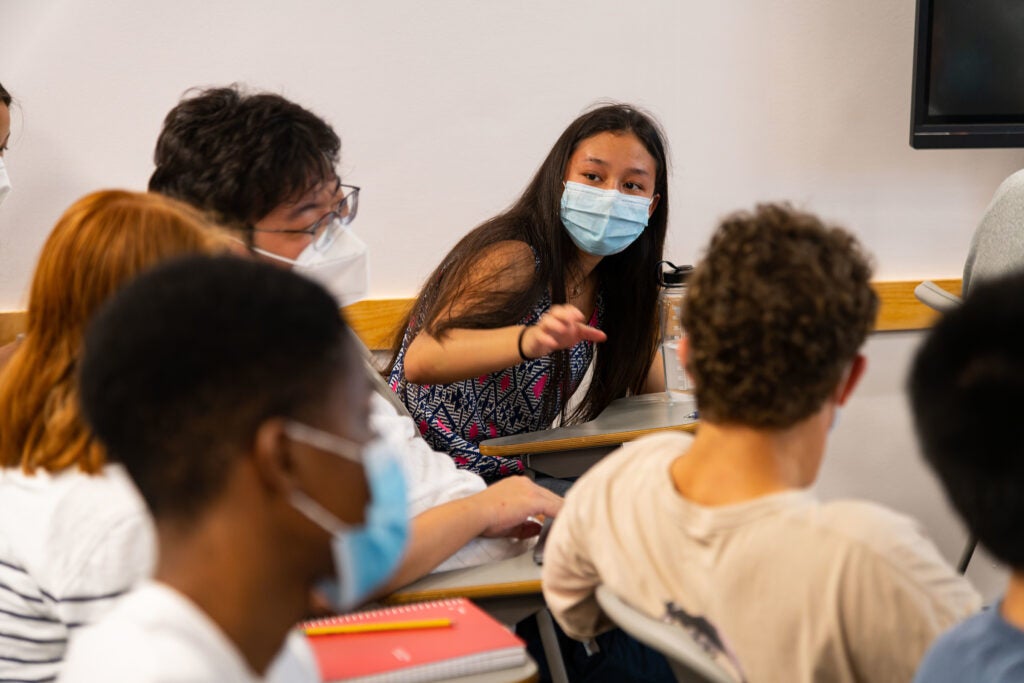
[872,278,960,332]
[0,279,963,351]
[0,312,26,349]
[343,298,414,352]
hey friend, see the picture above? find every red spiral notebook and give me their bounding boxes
[300,597,527,682]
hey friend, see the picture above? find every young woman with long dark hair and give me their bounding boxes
[388,104,670,481]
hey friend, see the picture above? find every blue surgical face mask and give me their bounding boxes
[284,422,409,611]
[559,181,652,256]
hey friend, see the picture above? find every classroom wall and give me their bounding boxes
[1,0,1019,597]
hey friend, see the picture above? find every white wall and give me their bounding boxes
[817,332,1006,601]
[0,0,1018,597]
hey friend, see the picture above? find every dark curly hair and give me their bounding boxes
[148,85,340,230]
[682,204,878,428]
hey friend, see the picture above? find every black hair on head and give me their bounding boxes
[909,270,1024,569]
[79,254,354,522]
[148,84,340,228]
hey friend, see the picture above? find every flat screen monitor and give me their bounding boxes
[911,0,1024,148]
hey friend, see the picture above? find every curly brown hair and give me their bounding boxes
[682,203,878,429]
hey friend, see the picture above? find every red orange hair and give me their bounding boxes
[0,190,226,474]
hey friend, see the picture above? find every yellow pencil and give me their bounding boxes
[303,618,453,636]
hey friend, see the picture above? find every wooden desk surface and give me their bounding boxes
[479,393,699,457]
[383,551,542,606]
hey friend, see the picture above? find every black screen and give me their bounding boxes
[927,0,1024,121]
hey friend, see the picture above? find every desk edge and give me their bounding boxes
[381,580,543,605]
[479,422,698,457]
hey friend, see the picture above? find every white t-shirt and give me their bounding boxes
[0,389,519,681]
[0,464,155,682]
[542,432,982,683]
[369,391,532,570]
[59,581,261,682]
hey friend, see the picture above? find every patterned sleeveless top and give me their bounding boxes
[388,290,602,482]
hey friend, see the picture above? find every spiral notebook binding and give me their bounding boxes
[302,598,466,629]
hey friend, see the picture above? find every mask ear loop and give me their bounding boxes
[226,234,300,266]
[250,245,299,266]
[288,480,363,612]
[281,421,367,534]
[288,487,352,536]
[283,421,365,466]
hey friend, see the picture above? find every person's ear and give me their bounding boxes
[648,193,661,218]
[251,417,296,495]
[835,354,867,406]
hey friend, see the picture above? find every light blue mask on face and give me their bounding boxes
[284,422,409,611]
[559,181,652,256]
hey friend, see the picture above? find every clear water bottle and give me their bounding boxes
[658,261,694,404]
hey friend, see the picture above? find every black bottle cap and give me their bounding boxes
[658,261,693,286]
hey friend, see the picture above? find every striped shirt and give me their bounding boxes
[0,465,155,682]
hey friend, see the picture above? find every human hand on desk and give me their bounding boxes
[473,476,563,540]
[521,304,607,359]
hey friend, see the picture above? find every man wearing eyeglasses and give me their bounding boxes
[248,178,359,259]
[148,85,562,598]
[245,177,365,305]
[148,86,366,304]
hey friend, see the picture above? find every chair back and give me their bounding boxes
[595,586,741,683]
[914,280,962,312]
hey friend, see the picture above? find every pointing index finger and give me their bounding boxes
[576,323,607,343]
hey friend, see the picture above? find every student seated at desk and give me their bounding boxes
[910,272,1024,682]
[542,204,981,683]
[0,191,224,681]
[386,104,670,482]
[147,85,561,588]
[62,255,395,681]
